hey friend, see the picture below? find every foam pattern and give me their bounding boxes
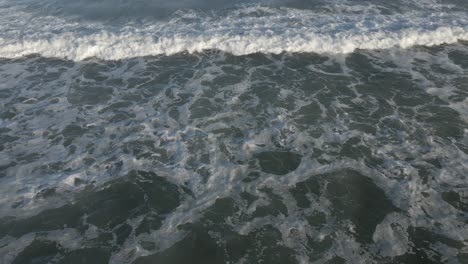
[0,43,467,263]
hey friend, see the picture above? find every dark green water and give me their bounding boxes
[1,43,467,263]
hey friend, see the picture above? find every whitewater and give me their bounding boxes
[1,2,468,60]
[0,1,467,264]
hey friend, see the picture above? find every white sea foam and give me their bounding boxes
[1,2,468,263]
[1,44,467,263]
[0,5,467,60]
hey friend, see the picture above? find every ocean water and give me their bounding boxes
[0,0,468,263]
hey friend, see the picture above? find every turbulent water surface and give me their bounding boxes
[0,0,468,263]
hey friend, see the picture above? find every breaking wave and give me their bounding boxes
[1,5,468,60]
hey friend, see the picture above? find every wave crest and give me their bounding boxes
[1,6,468,60]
